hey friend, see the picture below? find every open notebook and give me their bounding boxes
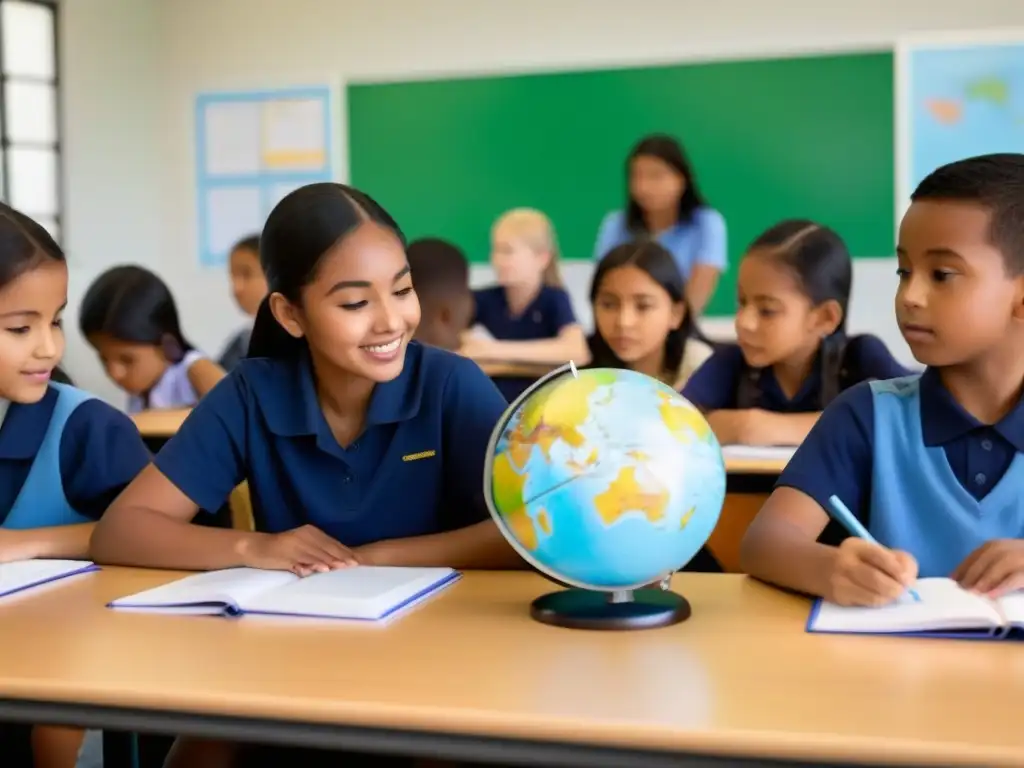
[720,445,797,463]
[807,578,1024,640]
[109,566,460,622]
[0,559,98,599]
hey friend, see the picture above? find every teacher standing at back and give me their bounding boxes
[593,134,727,315]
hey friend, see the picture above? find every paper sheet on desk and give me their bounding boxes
[720,445,797,462]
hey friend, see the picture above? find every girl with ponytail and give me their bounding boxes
[682,219,909,446]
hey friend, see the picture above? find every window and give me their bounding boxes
[0,0,60,242]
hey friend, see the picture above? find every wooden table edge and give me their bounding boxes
[0,687,1018,767]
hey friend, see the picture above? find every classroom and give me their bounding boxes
[1,0,1024,765]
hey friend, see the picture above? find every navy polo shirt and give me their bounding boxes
[681,335,909,412]
[153,342,509,545]
[473,285,577,342]
[0,389,151,524]
[777,367,1024,541]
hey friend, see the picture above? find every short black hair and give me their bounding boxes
[407,237,470,302]
[911,153,1024,274]
[232,233,260,254]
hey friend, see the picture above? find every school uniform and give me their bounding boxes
[473,284,578,402]
[153,341,508,539]
[218,326,252,371]
[126,349,207,414]
[777,369,1024,578]
[593,207,727,278]
[681,336,909,413]
[0,382,150,528]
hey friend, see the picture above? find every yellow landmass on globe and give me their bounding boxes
[491,452,526,514]
[594,465,668,526]
[504,507,538,551]
[658,392,711,442]
[680,506,695,530]
[506,370,617,466]
[536,507,552,535]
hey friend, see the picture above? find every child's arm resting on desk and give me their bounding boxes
[738,384,916,605]
[0,399,153,561]
[183,350,227,399]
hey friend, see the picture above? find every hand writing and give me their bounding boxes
[828,537,918,607]
[239,525,359,576]
[952,540,1024,597]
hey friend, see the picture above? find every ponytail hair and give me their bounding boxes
[735,219,853,408]
[245,182,405,360]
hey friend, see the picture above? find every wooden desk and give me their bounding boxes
[1,569,1023,767]
[478,360,557,379]
[131,408,191,438]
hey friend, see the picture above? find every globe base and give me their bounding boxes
[529,588,691,630]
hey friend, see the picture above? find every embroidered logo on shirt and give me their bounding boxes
[402,450,437,462]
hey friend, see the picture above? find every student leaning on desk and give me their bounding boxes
[741,154,1024,607]
[682,218,908,446]
[89,182,523,767]
[0,205,151,768]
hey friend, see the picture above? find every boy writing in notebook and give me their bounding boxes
[741,154,1024,606]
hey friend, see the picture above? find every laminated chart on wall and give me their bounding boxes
[195,86,333,267]
[896,30,1024,224]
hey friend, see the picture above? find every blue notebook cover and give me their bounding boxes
[805,597,1012,641]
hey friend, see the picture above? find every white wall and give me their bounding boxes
[61,0,1024,397]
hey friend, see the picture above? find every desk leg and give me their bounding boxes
[706,492,769,573]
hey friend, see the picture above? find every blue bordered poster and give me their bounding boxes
[195,85,334,267]
[896,30,1024,227]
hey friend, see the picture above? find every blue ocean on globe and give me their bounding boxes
[486,367,726,590]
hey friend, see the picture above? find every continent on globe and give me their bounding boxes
[925,98,962,125]
[658,391,711,442]
[593,465,668,526]
[966,76,1009,107]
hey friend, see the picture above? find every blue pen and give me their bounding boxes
[828,495,920,602]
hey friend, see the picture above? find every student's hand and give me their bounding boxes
[353,539,400,567]
[952,540,1024,597]
[238,525,360,576]
[827,537,918,607]
[721,409,778,445]
[458,334,499,361]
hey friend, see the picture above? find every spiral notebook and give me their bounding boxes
[807,578,1024,640]
[109,565,460,622]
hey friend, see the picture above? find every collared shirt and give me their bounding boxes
[777,367,1024,531]
[127,349,206,414]
[681,336,909,413]
[0,387,150,524]
[153,342,509,545]
[472,285,577,342]
[593,207,727,276]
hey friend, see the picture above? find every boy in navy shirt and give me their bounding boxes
[741,154,1024,606]
[407,237,474,352]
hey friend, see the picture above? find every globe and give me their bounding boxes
[484,364,726,628]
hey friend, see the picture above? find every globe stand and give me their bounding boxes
[530,587,691,630]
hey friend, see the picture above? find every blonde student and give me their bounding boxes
[89,182,522,767]
[587,240,713,389]
[79,265,225,413]
[461,208,589,367]
[741,154,1024,605]
[681,220,907,446]
[0,205,150,767]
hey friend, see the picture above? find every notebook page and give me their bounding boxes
[811,578,1003,634]
[0,559,95,596]
[110,567,296,610]
[994,590,1024,626]
[239,566,456,619]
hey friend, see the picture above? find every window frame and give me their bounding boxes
[0,0,62,242]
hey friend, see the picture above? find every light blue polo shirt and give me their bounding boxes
[593,207,728,277]
[153,342,509,544]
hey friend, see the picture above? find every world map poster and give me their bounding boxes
[897,33,1024,220]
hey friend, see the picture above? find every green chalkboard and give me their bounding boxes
[348,51,894,317]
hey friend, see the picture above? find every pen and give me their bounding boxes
[828,495,920,602]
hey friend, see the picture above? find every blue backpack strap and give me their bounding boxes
[4,383,95,529]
